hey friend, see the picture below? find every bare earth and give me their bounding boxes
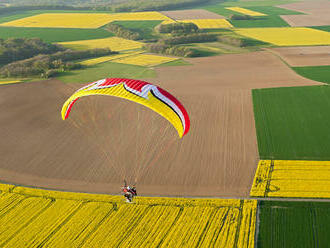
[0,51,321,197]
[278,0,330,15]
[278,1,330,26]
[269,46,330,66]
[280,13,330,27]
[160,9,225,20]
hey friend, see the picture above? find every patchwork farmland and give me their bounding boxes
[0,0,330,247]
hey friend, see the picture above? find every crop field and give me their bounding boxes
[0,26,114,43]
[0,80,22,85]
[258,200,330,247]
[58,62,156,83]
[0,13,115,28]
[224,6,302,28]
[0,12,171,29]
[234,27,330,46]
[58,37,143,51]
[269,46,330,67]
[167,19,233,29]
[312,26,330,32]
[293,65,330,84]
[112,54,179,67]
[225,7,267,16]
[0,183,257,247]
[231,15,291,28]
[160,9,224,20]
[246,6,304,15]
[80,52,143,66]
[251,160,330,198]
[252,85,330,160]
[107,11,171,22]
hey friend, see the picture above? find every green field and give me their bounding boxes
[230,15,290,28]
[258,200,330,247]
[58,61,155,83]
[204,3,301,28]
[157,59,191,67]
[312,26,330,32]
[0,27,114,43]
[247,6,304,15]
[253,85,330,160]
[112,20,162,39]
[293,66,330,84]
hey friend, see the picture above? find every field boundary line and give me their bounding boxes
[254,201,260,248]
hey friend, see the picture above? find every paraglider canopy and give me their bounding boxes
[61,78,190,138]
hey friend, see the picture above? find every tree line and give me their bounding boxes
[160,33,217,45]
[155,22,199,35]
[0,38,63,66]
[105,23,141,40]
[0,39,115,78]
[144,43,198,57]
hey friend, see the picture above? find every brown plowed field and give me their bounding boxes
[278,1,330,15]
[278,1,330,26]
[0,51,321,197]
[269,46,330,66]
[280,14,330,27]
[160,9,225,20]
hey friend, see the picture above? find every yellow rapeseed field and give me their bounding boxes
[112,54,178,67]
[0,13,115,28]
[58,37,143,52]
[0,80,21,85]
[0,183,257,247]
[250,160,330,198]
[234,27,330,46]
[166,19,233,29]
[80,51,143,66]
[106,11,172,21]
[0,12,172,28]
[226,7,267,16]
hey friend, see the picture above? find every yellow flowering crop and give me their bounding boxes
[237,200,258,248]
[80,51,143,66]
[0,183,257,247]
[250,160,330,198]
[112,54,178,67]
[235,27,330,46]
[0,80,21,85]
[0,12,171,28]
[167,19,233,29]
[58,37,143,52]
[0,13,115,28]
[250,160,272,197]
[106,11,172,21]
[226,7,266,16]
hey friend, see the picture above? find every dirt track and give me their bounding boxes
[269,46,330,66]
[0,51,321,197]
